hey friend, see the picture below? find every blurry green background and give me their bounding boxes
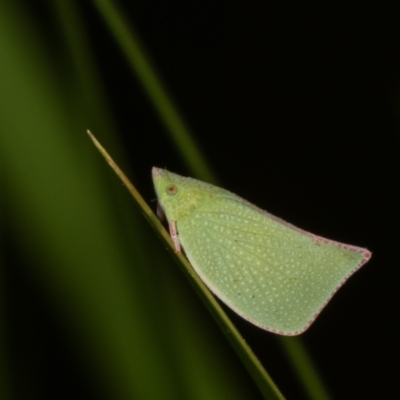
[0,1,398,399]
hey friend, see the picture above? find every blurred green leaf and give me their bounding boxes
[0,1,264,399]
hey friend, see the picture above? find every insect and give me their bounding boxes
[152,167,371,335]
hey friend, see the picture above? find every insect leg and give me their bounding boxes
[169,221,181,253]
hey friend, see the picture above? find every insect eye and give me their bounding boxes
[166,184,178,196]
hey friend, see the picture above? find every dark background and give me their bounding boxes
[5,1,399,399]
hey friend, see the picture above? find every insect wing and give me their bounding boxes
[177,194,368,335]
